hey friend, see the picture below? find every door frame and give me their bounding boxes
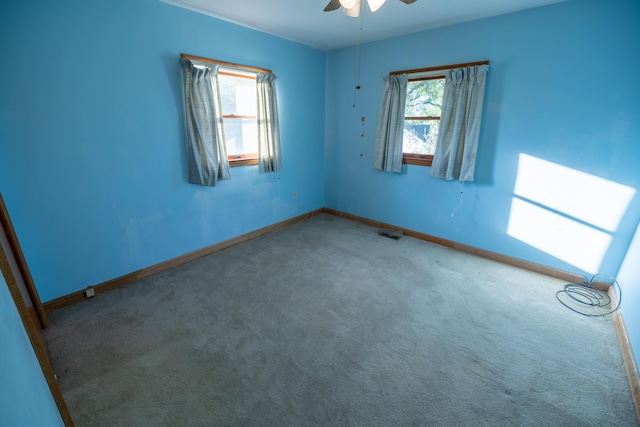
[0,194,48,328]
[0,193,74,426]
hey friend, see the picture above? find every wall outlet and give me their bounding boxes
[293,191,298,199]
[85,287,96,298]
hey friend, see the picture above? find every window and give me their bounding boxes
[390,61,489,167]
[218,68,259,167]
[403,77,444,167]
[181,53,281,185]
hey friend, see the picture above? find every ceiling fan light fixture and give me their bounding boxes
[339,0,358,9]
[343,0,361,17]
[367,0,386,12]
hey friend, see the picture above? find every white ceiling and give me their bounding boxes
[161,0,567,51]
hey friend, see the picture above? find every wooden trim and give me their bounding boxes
[181,53,271,74]
[405,116,440,121]
[615,314,640,424]
[44,209,324,312]
[323,208,588,284]
[0,194,48,328]
[1,231,74,425]
[223,115,257,120]
[403,154,433,167]
[228,155,258,167]
[390,60,489,76]
[228,153,258,167]
[409,76,446,82]
[609,286,640,424]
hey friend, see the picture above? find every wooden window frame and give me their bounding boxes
[392,60,489,167]
[227,153,259,167]
[220,70,259,167]
[402,75,444,167]
[181,53,271,168]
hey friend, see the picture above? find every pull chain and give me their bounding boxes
[352,13,362,108]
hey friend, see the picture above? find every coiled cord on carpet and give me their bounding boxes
[556,273,622,317]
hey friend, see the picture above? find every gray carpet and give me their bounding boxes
[44,214,638,426]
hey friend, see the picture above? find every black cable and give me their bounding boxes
[556,273,622,317]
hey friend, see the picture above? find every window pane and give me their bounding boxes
[405,79,444,118]
[403,120,439,155]
[224,118,258,156]
[218,74,257,116]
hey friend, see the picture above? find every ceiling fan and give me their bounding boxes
[324,0,417,17]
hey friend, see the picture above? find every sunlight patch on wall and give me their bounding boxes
[508,154,635,273]
[514,154,635,232]
[508,198,612,272]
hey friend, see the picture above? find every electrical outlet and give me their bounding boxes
[293,191,297,199]
[85,287,95,298]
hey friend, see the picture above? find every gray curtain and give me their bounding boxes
[431,65,489,181]
[181,59,231,186]
[373,74,408,173]
[256,73,282,174]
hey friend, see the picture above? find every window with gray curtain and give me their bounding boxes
[374,62,489,181]
[181,59,231,187]
[180,54,282,185]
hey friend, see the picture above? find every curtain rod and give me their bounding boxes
[390,60,489,76]
[181,53,272,74]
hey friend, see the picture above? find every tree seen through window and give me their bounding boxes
[403,77,444,156]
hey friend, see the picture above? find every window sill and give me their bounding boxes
[403,154,433,167]
[228,155,258,167]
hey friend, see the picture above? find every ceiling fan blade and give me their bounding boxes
[324,0,342,12]
[399,0,417,4]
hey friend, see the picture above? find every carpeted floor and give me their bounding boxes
[44,214,638,426]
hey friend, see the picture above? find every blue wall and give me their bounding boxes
[0,0,326,302]
[325,0,640,278]
[0,274,64,426]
